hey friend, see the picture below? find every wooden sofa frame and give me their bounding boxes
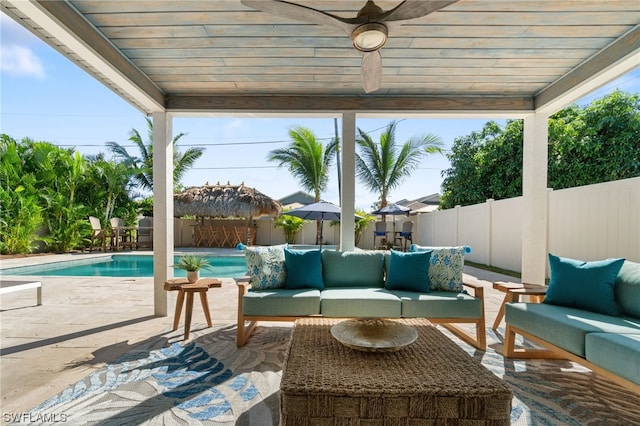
[504,319,640,394]
[236,278,486,350]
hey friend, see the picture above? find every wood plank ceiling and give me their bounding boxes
[2,0,639,114]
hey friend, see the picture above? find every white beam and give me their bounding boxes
[521,113,549,285]
[535,26,640,114]
[340,113,356,251]
[6,0,164,113]
[152,112,173,316]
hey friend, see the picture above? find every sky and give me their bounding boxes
[1,12,638,211]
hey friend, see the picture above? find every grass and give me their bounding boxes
[465,260,521,279]
[466,261,552,284]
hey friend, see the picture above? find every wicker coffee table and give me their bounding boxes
[280,318,512,425]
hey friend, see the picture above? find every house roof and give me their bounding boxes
[2,1,638,116]
[278,191,316,207]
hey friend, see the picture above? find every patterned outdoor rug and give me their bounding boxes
[23,324,639,425]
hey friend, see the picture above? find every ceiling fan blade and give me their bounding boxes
[381,0,458,22]
[241,0,354,33]
[361,51,382,93]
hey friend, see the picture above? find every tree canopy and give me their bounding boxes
[0,135,137,253]
[440,91,640,209]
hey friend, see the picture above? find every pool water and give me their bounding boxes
[0,255,248,278]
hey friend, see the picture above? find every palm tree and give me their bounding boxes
[268,126,339,244]
[106,117,204,192]
[356,120,443,212]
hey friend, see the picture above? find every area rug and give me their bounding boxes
[24,324,639,425]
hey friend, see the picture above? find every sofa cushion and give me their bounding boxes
[385,249,431,292]
[408,245,471,292]
[505,302,640,357]
[585,333,640,386]
[544,254,625,316]
[243,288,321,316]
[393,290,482,319]
[284,248,324,290]
[320,288,401,318]
[615,261,640,318]
[321,250,385,288]
[243,244,287,289]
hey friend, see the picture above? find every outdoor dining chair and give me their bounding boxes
[395,221,414,251]
[109,217,135,250]
[136,217,153,249]
[374,221,388,250]
[88,216,108,252]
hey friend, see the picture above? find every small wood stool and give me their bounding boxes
[164,278,222,340]
[492,281,547,331]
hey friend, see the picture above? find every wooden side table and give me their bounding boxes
[164,278,222,340]
[492,281,547,331]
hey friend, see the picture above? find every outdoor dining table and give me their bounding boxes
[112,226,153,250]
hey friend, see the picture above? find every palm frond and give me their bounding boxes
[356,120,444,206]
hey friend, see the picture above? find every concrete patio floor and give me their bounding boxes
[1,250,517,421]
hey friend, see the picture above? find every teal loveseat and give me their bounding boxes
[236,247,486,349]
[504,259,640,392]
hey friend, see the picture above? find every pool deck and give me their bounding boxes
[0,249,517,420]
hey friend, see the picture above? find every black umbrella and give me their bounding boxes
[283,201,361,245]
[284,201,342,221]
[371,203,411,216]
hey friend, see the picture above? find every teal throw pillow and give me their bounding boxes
[243,244,287,289]
[544,253,625,316]
[408,245,471,292]
[615,261,640,318]
[284,248,324,290]
[385,249,431,293]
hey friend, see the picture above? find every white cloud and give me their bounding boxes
[1,12,46,78]
[1,44,45,78]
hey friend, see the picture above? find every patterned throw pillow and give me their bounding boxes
[409,245,472,292]
[243,244,287,290]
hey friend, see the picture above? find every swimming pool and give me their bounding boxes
[0,255,248,278]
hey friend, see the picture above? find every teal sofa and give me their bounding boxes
[504,260,640,392]
[236,248,486,349]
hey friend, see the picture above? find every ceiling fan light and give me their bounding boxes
[352,23,388,52]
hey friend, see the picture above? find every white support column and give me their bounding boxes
[486,198,494,266]
[152,112,173,316]
[340,113,356,251]
[521,113,549,285]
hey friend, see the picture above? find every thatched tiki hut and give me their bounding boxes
[174,182,282,246]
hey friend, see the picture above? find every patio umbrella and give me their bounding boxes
[284,201,342,221]
[371,203,411,216]
[371,203,411,242]
[283,201,360,245]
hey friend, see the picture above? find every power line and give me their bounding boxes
[191,166,277,170]
[190,165,443,171]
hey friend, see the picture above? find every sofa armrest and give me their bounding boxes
[462,278,484,299]
[236,276,250,297]
[235,275,257,347]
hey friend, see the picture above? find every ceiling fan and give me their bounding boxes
[240,0,458,93]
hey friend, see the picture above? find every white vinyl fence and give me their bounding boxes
[415,177,640,272]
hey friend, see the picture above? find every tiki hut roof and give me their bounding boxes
[174,182,282,218]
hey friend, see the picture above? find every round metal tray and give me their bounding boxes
[330,319,418,352]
